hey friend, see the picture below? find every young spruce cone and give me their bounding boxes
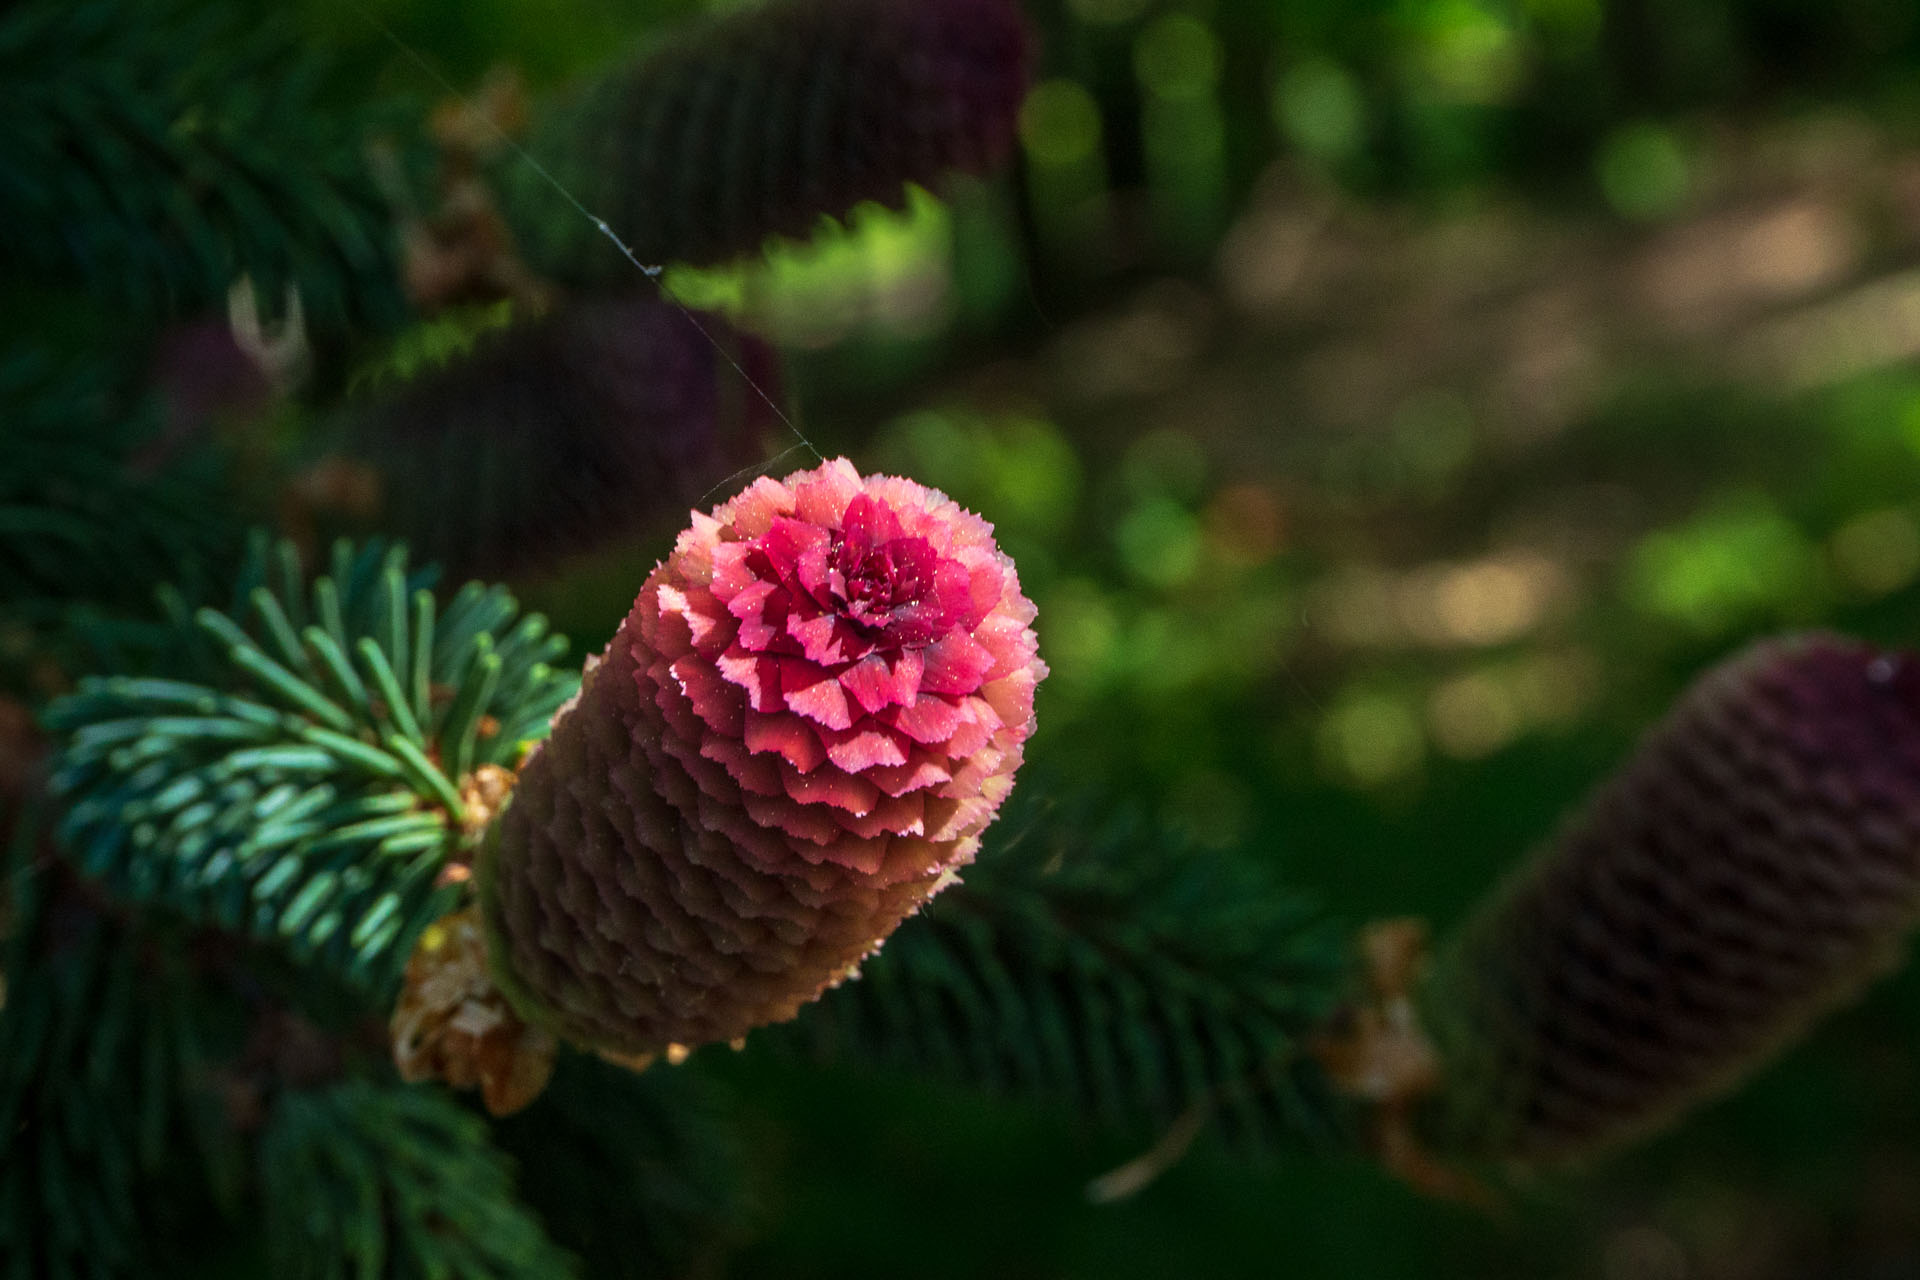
[1421,634,1920,1163]
[339,298,778,578]
[479,458,1046,1059]
[511,0,1031,280]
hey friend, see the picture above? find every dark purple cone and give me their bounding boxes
[510,0,1032,281]
[1422,634,1920,1163]
[342,298,780,579]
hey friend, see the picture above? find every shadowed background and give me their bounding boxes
[14,0,1920,1274]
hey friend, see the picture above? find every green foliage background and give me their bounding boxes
[12,0,1920,1274]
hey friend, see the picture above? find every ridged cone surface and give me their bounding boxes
[482,458,1045,1055]
[1423,634,1920,1163]
[348,298,777,577]
[516,0,1031,278]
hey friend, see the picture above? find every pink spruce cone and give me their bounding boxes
[480,458,1046,1057]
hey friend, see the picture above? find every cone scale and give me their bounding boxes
[478,458,1045,1059]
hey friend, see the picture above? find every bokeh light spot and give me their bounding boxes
[1428,670,1519,759]
[1203,482,1287,567]
[1628,493,1821,634]
[1040,579,1120,687]
[1508,647,1603,727]
[1116,496,1203,588]
[1598,123,1693,221]
[1830,507,1920,596]
[1135,14,1221,102]
[988,418,1084,536]
[1415,0,1526,104]
[1021,79,1104,168]
[1274,59,1366,161]
[1320,692,1425,787]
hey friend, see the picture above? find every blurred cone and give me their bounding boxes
[1422,634,1920,1163]
[337,297,780,579]
[508,0,1032,280]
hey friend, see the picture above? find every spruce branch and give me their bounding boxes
[259,1079,578,1280]
[778,794,1355,1152]
[492,1054,753,1280]
[0,346,240,685]
[0,0,404,327]
[42,533,576,991]
[506,0,1031,281]
[0,811,237,1280]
